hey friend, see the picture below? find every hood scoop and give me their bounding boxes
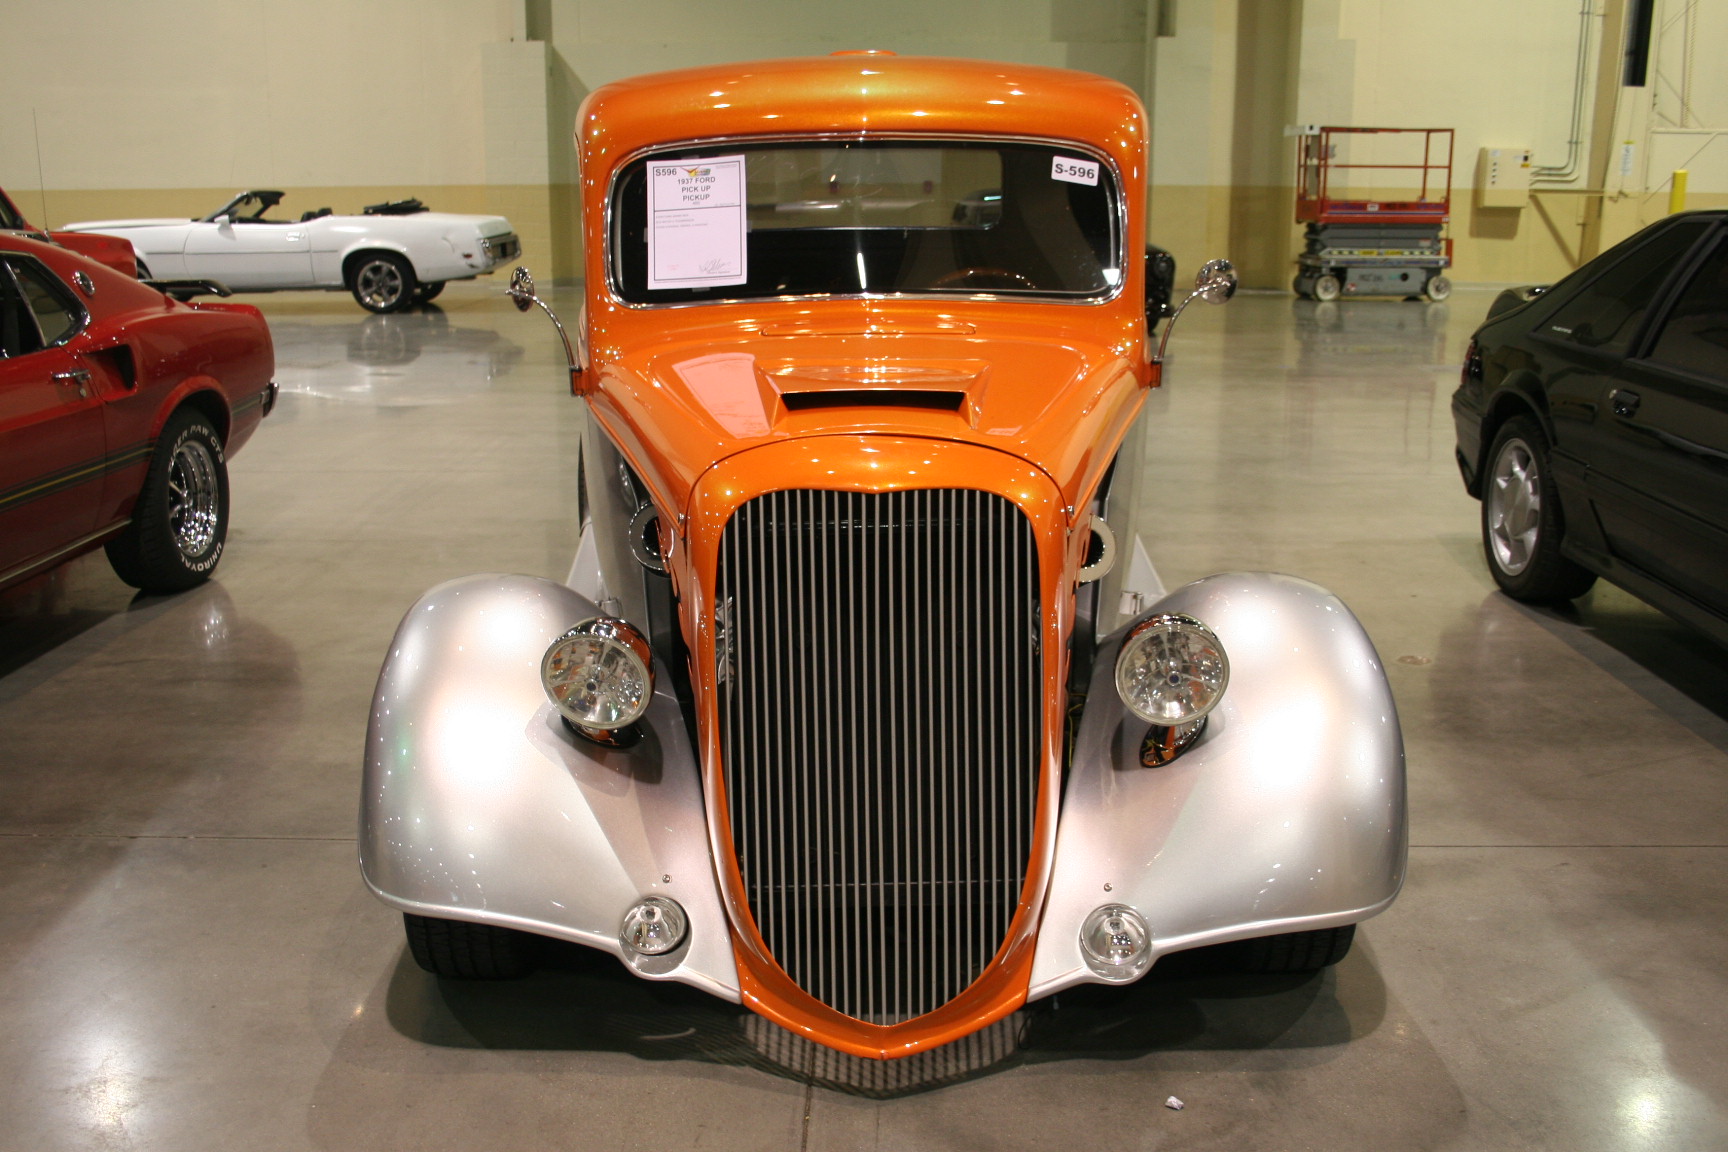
[766,361,986,426]
[781,387,965,413]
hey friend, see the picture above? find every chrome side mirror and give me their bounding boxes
[505,264,587,392]
[1194,258,1238,305]
[1153,257,1237,365]
[507,265,537,312]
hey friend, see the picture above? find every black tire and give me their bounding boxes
[403,913,541,979]
[413,281,445,303]
[1480,416,1597,602]
[349,251,416,313]
[105,409,228,593]
[1234,924,1356,974]
[134,258,152,280]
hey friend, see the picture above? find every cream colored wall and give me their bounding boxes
[1,0,519,188]
[0,0,574,275]
[1288,0,1728,284]
[538,0,1150,92]
[6,0,1725,292]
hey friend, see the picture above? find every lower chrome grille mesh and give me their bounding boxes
[718,488,1043,1023]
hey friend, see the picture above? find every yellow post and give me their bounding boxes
[1670,169,1689,214]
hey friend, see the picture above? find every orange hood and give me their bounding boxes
[587,298,1151,528]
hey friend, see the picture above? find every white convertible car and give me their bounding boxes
[64,190,520,312]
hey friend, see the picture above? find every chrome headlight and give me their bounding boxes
[1114,612,1229,725]
[1080,903,1152,981]
[620,896,687,957]
[541,617,653,730]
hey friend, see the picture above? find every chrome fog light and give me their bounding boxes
[620,896,688,956]
[541,617,653,730]
[1114,613,1229,726]
[1080,904,1152,981]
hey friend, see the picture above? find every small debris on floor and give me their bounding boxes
[1165,1096,1185,1111]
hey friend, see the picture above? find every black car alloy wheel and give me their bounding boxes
[1480,415,1596,603]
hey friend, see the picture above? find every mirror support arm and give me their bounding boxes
[1151,258,1238,368]
[529,294,581,386]
[507,264,587,394]
[1153,292,1201,365]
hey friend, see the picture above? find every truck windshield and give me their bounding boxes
[609,140,1121,305]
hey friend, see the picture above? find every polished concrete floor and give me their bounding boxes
[3,282,1727,1150]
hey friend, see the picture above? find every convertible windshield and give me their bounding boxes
[609,140,1121,304]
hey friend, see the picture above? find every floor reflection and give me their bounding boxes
[1288,297,1454,373]
[0,552,135,678]
[386,939,1381,1099]
[270,307,525,405]
[1554,584,1728,723]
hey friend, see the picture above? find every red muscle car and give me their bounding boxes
[2,187,139,277]
[0,233,275,594]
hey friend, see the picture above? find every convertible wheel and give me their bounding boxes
[1481,416,1597,602]
[413,281,445,304]
[1234,925,1356,974]
[403,913,541,979]
[350,252,417,313]
[105,409,228,593]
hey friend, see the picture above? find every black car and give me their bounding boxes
[1452,209,1728,646]
[1146,243,1177,328]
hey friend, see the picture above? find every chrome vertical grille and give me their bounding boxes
[718,488,1043,1023]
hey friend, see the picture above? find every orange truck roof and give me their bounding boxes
[576,53,1148,193]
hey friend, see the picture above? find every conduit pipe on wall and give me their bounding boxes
[1534,0,1600,184]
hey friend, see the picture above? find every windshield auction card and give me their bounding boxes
[648,155,748,290]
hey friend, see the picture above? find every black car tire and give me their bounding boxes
[1313,273,1341,301]
[413,281,446,304]
[350,252,417,313]
[403,913,541,979]
[1480,416,1597,602]
[105,409,228,593]
[1234,924,1355,974]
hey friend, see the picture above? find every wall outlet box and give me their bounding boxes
[1478,147,1532,208]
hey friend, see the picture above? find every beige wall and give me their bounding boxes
[1143,0,1728,288]
[4,0,1726,290]
[0,0,572,275]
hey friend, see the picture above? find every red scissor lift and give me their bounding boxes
[1293,126,1454,301]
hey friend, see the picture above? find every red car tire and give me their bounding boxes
[106,409,229,593]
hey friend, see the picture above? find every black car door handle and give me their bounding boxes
[1609,388,1641,418]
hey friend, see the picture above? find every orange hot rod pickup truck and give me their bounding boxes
[360,54,1406,1061]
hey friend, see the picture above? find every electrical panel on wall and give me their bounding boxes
[1477,147,1533,209]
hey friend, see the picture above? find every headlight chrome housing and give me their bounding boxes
[541,617,654,737]
[620,896,688,957]
[1114,612,1229,726]
[1079,903,1153,981]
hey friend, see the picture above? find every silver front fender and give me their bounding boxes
[359,573,738,1000]
[1029,572,1407,997]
